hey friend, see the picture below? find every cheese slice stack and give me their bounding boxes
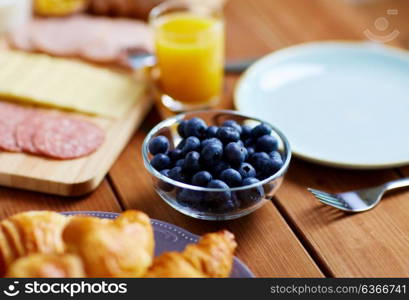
[0,50,145,118]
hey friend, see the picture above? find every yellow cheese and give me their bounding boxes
[0,50,145,118]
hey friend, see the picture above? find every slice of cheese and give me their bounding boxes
[0,50,145,118]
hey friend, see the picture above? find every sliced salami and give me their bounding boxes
[15,113,45,154]
[0,102,32,128]
[33,117,105,159]
[0,123,21,152]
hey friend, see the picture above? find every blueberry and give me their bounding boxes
[201,138,223,149]
[220,168,242,187]
[251,123,272,139]
[148,135,169,155]
[177,120,188,138]
[183,151,201,173]
[207,180,231,203]
[192,171,212,187]
[268,151,284,171]
[150,153,171,171]
[184,117,207,138]
[201,143,223,162]
[212,199,236,213]
[237,177,264,207]
[236,140,244,148]
[176,138,186,150]
[251,151,281,178]
[242,177,260,187]
[206,126,219,138]
[168,166,186,183]
[209,161,230,178]
[158,169,174,192]
[175,159,185,168]
[238,162,256,179]
[216,126,240,144]
[241,125,252,140]
[246,146,255,158]
[180,136,201,155]
[269,150,283,163]
[224,142,247,166]
[176,188,204,207]
[222,120,242,135]
[243,138,254,147]
[168,149,183,162]
[256,135,278,153]
[250,152,270,170]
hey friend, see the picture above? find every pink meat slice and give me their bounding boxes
[33,116,105,159]
[111,19,153,52]
[6,20,42,52]
[31,16,88,56]
[0,102,32,152]
[78,17,120,63]
[15,112,45,154]
[0,122,21,152]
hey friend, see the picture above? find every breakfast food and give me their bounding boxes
[7,15,153,65]
[34,0,88,17]
[0,102,105,159]
[0,51,144,118]
[0,211,69,276]
[148,118,284,212]
[63,211,154,277]
[33,116,105,159]
[0,210,236,278]
[7,253,86,278]
[145,230,236,278]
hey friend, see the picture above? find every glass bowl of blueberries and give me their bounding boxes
[142,110,291,220]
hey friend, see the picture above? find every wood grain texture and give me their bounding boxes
[0,94,152,196]
[109,133,323,277]
[0,179,121,219]
[275,160,409,277]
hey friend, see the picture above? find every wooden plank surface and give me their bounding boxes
[275,161,409,277]
[0,179,121,219]
[109,133,323,277]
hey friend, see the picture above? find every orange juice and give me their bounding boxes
[153,12,224,105]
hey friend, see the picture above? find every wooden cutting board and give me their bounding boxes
[0,95,152,196]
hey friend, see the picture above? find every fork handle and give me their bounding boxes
[384,177,409,191]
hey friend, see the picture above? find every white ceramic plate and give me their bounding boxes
[235,42,409,169]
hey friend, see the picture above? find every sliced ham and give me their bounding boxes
[7,15,153,65]
[31,16,89,57]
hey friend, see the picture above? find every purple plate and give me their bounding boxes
[62,211,254,278]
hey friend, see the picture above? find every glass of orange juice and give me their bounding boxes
[149,0,224,112]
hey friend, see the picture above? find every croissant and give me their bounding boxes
[6,253,85,278]
[144,230,237,278]
[0,211,69,276]
[63,210,154,277]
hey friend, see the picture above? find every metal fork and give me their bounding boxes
[308,177,409,212]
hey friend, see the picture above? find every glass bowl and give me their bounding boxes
[142,110,291,221]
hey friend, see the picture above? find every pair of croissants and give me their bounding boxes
[0,210,237,278]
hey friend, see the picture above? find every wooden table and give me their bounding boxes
[2,0,409,277]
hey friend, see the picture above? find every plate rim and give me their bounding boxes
[62,211,255,278]
[234,40,409,169]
